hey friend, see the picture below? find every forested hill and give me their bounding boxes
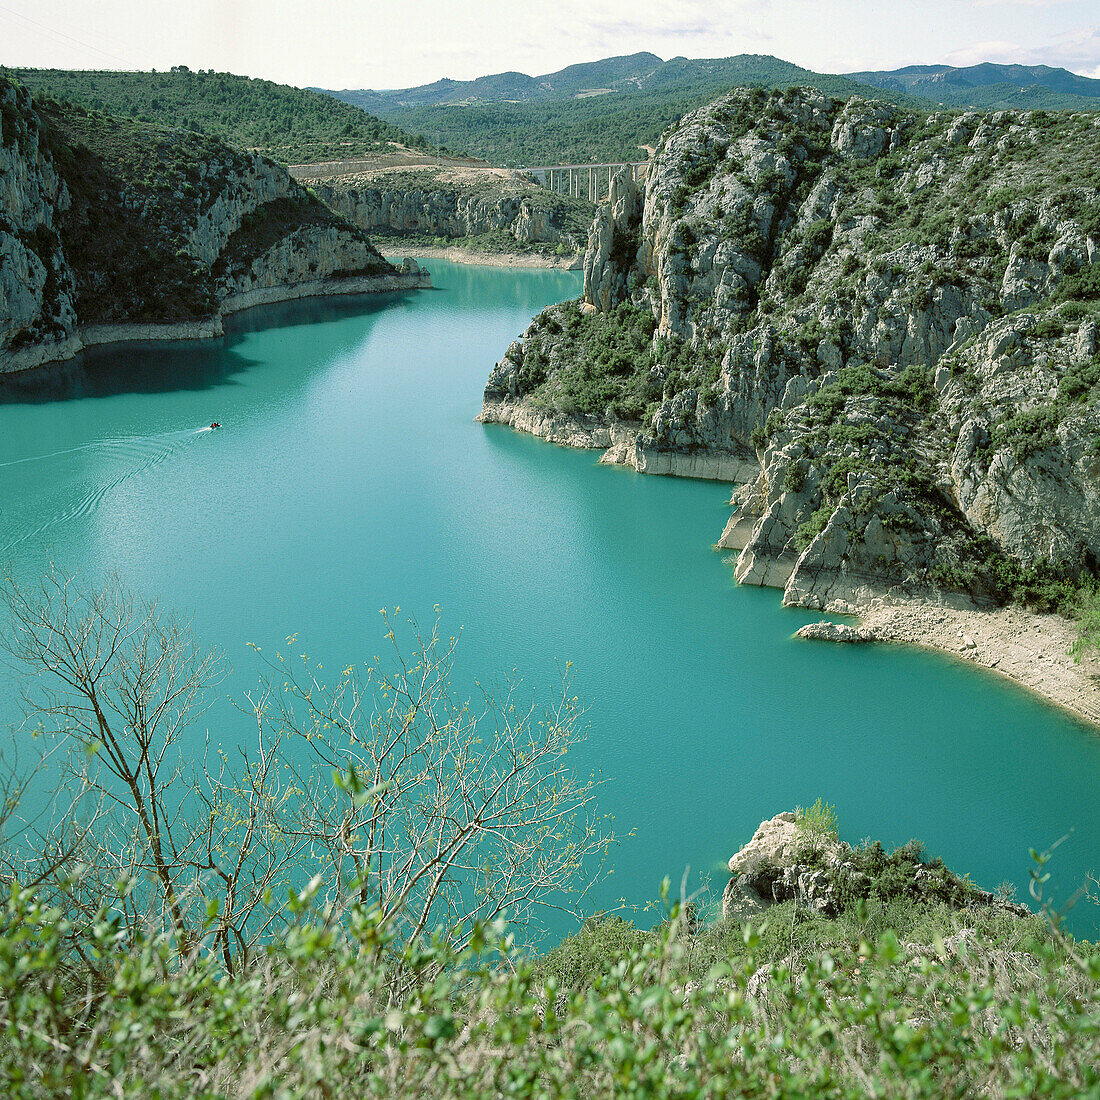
[339,51,667,111]
[324,54,917,165]
[325,53,1100,166]
[2,66,436,166]
[846,62,1100,111]
[331,54,909,113]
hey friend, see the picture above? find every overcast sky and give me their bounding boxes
[1,0,1097,89]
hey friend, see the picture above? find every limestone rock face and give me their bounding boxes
[186,157,289,266]
[720,811,1033,923]
[0,81,78,361]
[727,812,816,875]
[218,225,388,299]
[795,621,871,643]
[722,812,849,921]
[830,100,895,160]
[1,80,419,373]
[310,173,587,254]
[583,167,641,312]
[480,86,1100,609]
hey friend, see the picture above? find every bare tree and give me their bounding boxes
[0,574,611,973]
[0,569,303,974]
[259,611,611,953]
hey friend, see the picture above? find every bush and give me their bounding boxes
[781,460,807,494]
[795,504,832,550]
[1070,586,1100,663]
[795,798,839,843]
[2,864,1094,1098]
[1057,266,1100,303]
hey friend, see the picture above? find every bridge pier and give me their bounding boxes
[525,161,649,203]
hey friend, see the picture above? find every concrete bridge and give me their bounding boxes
[524,162,649,202]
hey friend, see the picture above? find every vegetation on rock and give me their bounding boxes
[1,78,398,363]
[308,167,594,259]
[485,86,1100,613]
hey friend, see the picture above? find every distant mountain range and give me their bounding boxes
[847,62,1100,110]
[344,52,667,111]
[326,53,905,114]
[319,53,1100,167]
[327,53,1100,115]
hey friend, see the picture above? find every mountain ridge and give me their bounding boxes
[327,53,1100,115]
[847,61,1100,109]
[322,53,1100,167]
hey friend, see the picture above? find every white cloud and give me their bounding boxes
[941,22,1095,75]
[944,24,1100,76]
[1,0,1097,91]
[944,39,1032,66]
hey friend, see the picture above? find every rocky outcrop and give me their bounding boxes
[478,393,757,481]
[722,811,1032,923]
[480,87,1100,610]
[794,621,871,643]
[0,81,77,359]
[1,79,428,374]
[722,812,850,921]
[583,167,641,311]
[304,167,590,257]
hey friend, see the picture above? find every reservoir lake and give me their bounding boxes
[1,258,1098,940]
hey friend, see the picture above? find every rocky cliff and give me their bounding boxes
[0,79,428,373]
[722,811,1030,923]
[303,166,591,260]
[480,88,1100,612]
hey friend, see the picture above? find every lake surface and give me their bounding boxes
[1,258,1098,940]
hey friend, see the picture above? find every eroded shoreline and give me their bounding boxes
[0,270,430,376]
[383,244,582,270]
[479,397,1100,730]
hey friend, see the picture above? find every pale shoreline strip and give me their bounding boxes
[383,244,583,270]
[0,270,430,376]
[480,396,1100,731]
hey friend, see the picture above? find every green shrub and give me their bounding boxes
[795,798,839,843]
[1057,266,1100,303]
[795,504,832,550]
[2,866,1094,1098]
[781,460,807,494]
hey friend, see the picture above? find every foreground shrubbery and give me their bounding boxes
[1,576,1097,1095]
[3,880,1098,1098]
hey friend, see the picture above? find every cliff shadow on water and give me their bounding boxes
[0,292,425,404]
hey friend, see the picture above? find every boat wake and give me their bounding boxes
[0,427,209,552]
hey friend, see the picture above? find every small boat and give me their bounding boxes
[209,422,221,430]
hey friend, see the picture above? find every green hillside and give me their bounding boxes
[332,56,919,166]
[3,65,436,165]
[847,62,1100,110]
[326,53,1100,167]
[340,51,665,111]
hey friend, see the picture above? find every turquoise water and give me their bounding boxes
[1,259,1098,940]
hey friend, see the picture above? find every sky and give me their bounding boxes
[1,0,1097,90]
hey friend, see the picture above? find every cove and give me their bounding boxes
[0,258,1098,942]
